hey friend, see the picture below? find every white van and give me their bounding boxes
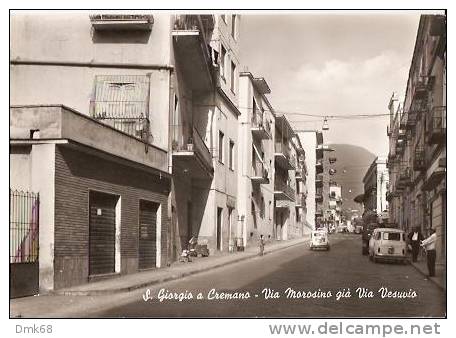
[368,228,407,264]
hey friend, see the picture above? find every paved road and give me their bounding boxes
[95,234,446,317]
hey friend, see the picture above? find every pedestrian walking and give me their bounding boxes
[259,234,265,256]
[421,229,437,277]
[408,226,424,262]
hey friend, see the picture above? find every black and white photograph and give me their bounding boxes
[7,6,448,331]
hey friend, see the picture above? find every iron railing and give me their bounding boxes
[171,125,212,167]
[274,179,295,198]
[252,160,269,179]
[251,111,271,135]
[274,142,296,167]
[413,147,426,171]
[10,190,39,264]
[90,75,151,141]
[427,106,446,141]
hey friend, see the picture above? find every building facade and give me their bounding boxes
[387,15,446,264]
[362,157,389,222]
[237,72,275,247]
[10,13,174,291]
[298,130,324,230]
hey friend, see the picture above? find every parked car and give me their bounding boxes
[310,230,330,251]
[368,228,407,264]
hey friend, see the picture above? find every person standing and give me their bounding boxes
[259,235,265,256]
[421,229,437,277]
[408,227,424,262]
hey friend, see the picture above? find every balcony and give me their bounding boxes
[423,157,446,191]
[315,159,323,174]
[315,190,323,202]
[172,15,215,91]
[315,174,323,188]
[171,126,213,179]
[413,147,425,171]
[412,79,428,101]
[274,142,296,170]
[398,166,413,186]
[295,192,306,208]
[90,14,154,31]
[10,105,168,173]
[295,168,305,181]
[251,113,272,139]
[251,161,269,185]
[405,112,417,130]
[397,128,406,140]
[427,106,446,145]
[91,75,151,142]
[274,180,295,201]
[396,139,405,155]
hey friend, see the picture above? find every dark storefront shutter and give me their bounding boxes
[89,192,117,276]
[138,200,159,269]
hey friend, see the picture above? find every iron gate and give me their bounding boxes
[10,189,39,298]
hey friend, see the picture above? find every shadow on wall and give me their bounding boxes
[91,29,152,44]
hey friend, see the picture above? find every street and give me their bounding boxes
[94,234,445,318]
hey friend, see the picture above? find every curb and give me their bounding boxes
[410,262,445,291]
[54,238,310,296]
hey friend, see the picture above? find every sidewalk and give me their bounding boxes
[10,236,309,318]
[410,257,446,291]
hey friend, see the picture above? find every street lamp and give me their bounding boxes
[322,117,329,131]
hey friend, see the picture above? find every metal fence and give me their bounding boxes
[10,190,39,263]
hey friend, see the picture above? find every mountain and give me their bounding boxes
[327,144,377,217]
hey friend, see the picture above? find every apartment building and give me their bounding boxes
[273,115,297,240]
[298,130,324,230]
[10,13,173,292]
[171,14,241,256]
[328,185,343,228]
[387,15,446,264]
[10,13,244,295]
[237,72,275,247]
[292,134,310,236]
[362,157,389,222]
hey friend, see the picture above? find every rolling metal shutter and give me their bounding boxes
[138,200,158,269]
[89,192,117,276]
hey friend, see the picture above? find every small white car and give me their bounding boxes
[368,228,407,264]
[310,230,330,251]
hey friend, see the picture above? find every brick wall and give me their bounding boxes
[54,145,170,289]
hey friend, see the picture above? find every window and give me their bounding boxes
[218,131,224,163]
[230,60,236,93]
[231,15,237,39]
[220,45,226,81]
[229,140,235,170]
[383,232,401,241]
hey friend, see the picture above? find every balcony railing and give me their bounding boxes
[413,147,425,171]
[399,166,413,186]
[274,142,296,169]
[251,113,272,139]
[89,14,154,31]
[274,180,295,201]
[173,15,215,43]
[91,75,151,142]
[251,161,269,184]
[171,125,213,176]
[427,106,446,144]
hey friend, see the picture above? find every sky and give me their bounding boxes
[240,13,421,156]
